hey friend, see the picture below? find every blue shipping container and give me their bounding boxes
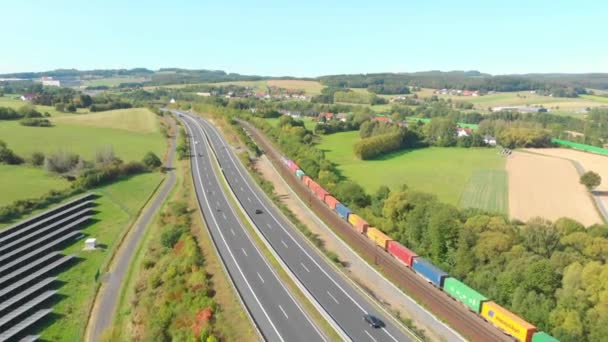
[335,203,352,220]
[412,257,448,287]
[296,169,305,179]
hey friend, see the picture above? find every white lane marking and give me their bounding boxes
[216,201,220,207]
[281,240,288,248]
[222,213,227,220]
[181,118,287,342]
[300,262,310,273]
[327,291,339,304]
[278,305,289,319]
[266,223,273,230]
[188,116,327,342]
[241,248,248,257]
[230,228,236,236]
[240,186,244,191]
[382,328,399,342]
[365,330,378,342]
[257,272,265,283]
[247,197,252,203]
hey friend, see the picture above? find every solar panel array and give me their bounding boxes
[0,193,96,342]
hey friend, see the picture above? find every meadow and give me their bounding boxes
[0,164,69,207]
[0,108,164,162]
[316,130,507,208]
[151,79,325,95]
[82,76,148,87]
[0,95,88,116]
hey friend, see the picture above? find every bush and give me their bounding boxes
[142,152,162,169]
[95,146,119,166]
[0,140,24,165]
[45,150,80,174]
[160,225,185,248]
[120,161,147,175]
[30,152,45,166]
[19,117,52,127]
[354,132,403,160]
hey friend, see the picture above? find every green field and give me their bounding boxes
[39,172,164,341]
[0,108,164,162]
[82,76,147,87]
[459,170,508,214]
[0,95,87,116]
[150,79,325,95]
[0,165,69,207]
[317,131,506,206]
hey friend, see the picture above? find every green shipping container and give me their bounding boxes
[443,277,487,313]
[532,332,559,342]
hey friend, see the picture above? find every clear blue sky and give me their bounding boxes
[2,0,607,76]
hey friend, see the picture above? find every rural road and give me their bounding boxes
[86,118,178,341]
[181,111,416,342]
[180,113,326,342]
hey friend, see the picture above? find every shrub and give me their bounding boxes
[0,140,24,165]
[19,117,52,127]
[142,152,162,169]
[95,146,119,166]
[160,225,185,248]
[354,132,403,160]
[45,150,80,174]
[120,161,147,175]
[30,152,45,166]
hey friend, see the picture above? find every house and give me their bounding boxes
[457,127,473,137]
[462,90,479,97]
[20,93,36,102]
[318,112,334,121]
[336,113,349,122]
[491,106,545,113]
[41,76,61,87]
[196,92,211,97]
[483,135,497,146]
[374,116,392,124]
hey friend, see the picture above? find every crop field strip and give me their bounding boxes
[0,194,96,340]
[458,170,508,214]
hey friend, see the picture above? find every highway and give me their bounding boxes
[180,111,416,342]
[179,114,326,342]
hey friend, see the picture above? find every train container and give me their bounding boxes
[532,332,559,342]
[347,214,368,233]
[286,159,295,170]
[387,241,417,267]
[443,277,488,313]
[366,227,392,249]
[288,162,300,173]
[302,175,312,187]
[480,301,536,342]
[295,169,305,179]
[412,257,448,287]
[324,195,339,209]
[308,180,320,191]
[335,203,351,220]
[313,186,329,201]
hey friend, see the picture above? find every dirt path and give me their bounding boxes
[506,151,602,226]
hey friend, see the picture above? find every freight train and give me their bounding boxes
[283,158,558,342]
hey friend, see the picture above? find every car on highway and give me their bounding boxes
[364,314,383,328]
[255,209,263,214]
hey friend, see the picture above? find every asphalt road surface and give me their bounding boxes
[89,119,177,341]
[181,111,415,342]
[180,115,326,342]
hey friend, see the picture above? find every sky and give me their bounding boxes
[2,0,607,76]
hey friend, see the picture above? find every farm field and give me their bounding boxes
[38,172,165,341]
[316,131,506,207]
[0,95,87,116]
[0,164,69,207]
[459,170,508,214]
[150,79,324,95]
[525,148,608,220]
[506,151,602,226]
[0,108,164,161]
[82,76,148,87]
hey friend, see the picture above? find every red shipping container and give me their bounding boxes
[308,180,320,191]
[387,241,417,267]
[324,196,338,209]
[302,175,312,186]
[314,187,328,201]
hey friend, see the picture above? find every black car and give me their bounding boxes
[255,209,263,214]
[363,314,383,328]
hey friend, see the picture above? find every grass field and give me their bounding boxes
[0,165,69,207]
[82,76,147,87]
[0,95,87,116]
[317,131,506,206]
[459,170,508,214]
[38,172,164,341]
[52,108,160,133]
[151,79,325,95]
[0,108,164,162]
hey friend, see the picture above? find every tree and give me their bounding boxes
[580,171,601,191]
[30,152,45,166]
[79,94,93,107]
[143,151,162,169]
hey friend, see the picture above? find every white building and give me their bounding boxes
[483,135,497,146]
[41,77,61,87]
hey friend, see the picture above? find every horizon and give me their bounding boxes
[2,0,607,76]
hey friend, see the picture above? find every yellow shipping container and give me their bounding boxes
[480,301,536,342]
[347,213,361,226]
[367,227,392,249]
